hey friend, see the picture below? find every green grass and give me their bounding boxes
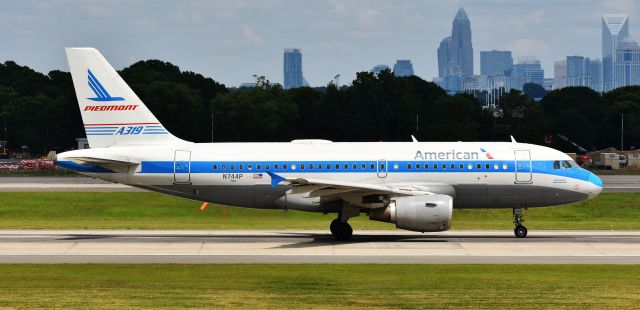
[0,192,639,230]
[0,264,637,309]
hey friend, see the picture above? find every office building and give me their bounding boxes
[513,58,544,88]
[437,37,451,77]
[393,60,414,77]
[553,60,567,89]
[615,36,640,88]
[602,14,629,91]
[480,50,513,76]
[283,48,304,89]
[566,56,589,87]
[450,8,474,78]
[589,59,602,91]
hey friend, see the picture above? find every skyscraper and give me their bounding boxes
[480,50,513,76]
[437,37,451,78]
[450,8,474,78]
[283,48,303,90]
[553,60,567,89]
[602,14,629,91]
[566,56,588,87]
[615,36,640,88]
[589,59,602,91]
[513,58,544,88]
[393,60,414,77]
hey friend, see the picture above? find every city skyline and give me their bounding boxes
[1,1,639,87]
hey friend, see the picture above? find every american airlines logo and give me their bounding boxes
[414,150,480,160]
[84,69,138,111]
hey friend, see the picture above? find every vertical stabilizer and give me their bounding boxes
[65,48,183,148]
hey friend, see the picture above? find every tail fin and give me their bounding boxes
[65,48,183,148]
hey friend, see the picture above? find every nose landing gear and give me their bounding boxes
[513,208,528,238]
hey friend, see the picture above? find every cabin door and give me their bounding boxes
[514,150,532,183]
[173,150,191,184]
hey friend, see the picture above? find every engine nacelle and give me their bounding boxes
[369,195,453,232]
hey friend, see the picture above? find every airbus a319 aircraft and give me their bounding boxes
[57,48,603,240]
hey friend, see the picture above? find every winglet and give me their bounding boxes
[411,135,418,142]
[266,171,285,187]
[510,135,517,143]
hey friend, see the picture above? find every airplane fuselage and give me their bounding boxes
[57,140,603,212]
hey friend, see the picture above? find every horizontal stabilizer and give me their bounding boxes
[66,156,139,166]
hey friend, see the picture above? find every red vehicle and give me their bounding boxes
[576,155,592,166]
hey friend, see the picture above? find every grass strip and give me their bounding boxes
[0,264,638,309]
[0,192,638,230]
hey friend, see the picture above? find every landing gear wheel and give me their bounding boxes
[514,225,528,238]
[512,208,528,238]
[330,219,353,241]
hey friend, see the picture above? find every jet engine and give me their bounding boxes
[369,195,453,232]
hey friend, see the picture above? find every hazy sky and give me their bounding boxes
[1,0,638,87]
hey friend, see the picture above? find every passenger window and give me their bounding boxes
[274,164,279,170]
[416,163,421,169]
[310,164,314,169]
[370,163,374,169]
[476,163,481,169]
[502,163,507,170]
[485,164,490,169]
[467,164,472,170]
[291,164,297,170]
[265,164,270,170]
[317,164,321,170]
[553,161,560,169]
[361,163,366,169]
[326,164,330,169]
[335,164,340,169]
[248,164,252,170]
[300,164,305,170]
[459,163,464,169]
[344,164,348,170]
[407,163,412,169]
[231,164,235,170]
[257,164,262,170]
[442,163,446,170]
[352,163,357,170]
[239,164,244,170]
[213,164,218,170]
[450,163,455,169]
[380,164,385,170]
[393,163,399,170]
[222,164,227,170]
[283,164,288,169]
[425,163,429,169]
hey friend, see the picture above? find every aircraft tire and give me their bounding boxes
[514,225,528,238]
[330,219,353,241]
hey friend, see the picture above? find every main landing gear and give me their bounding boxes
[513,208,528,238]
[330,204,359,241]
[330,219,353,241]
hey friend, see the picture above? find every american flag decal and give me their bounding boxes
[253,173,263,179]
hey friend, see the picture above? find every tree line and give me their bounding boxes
[1,59,639,156]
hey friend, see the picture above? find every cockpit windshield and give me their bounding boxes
[553,160,579,169]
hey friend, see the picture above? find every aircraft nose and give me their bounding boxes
[587,172,603,198]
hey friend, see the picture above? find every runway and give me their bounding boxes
[0,175,638,192]
[0,230,638,264]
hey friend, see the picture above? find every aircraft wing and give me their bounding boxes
[266,171,434,197]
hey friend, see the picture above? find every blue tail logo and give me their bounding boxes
[87,69,124,102]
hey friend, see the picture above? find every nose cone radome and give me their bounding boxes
[587,172,603,198]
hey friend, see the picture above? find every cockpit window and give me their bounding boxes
[569,160,579,168]
[553,161,561,169]
[562,160,572,169]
